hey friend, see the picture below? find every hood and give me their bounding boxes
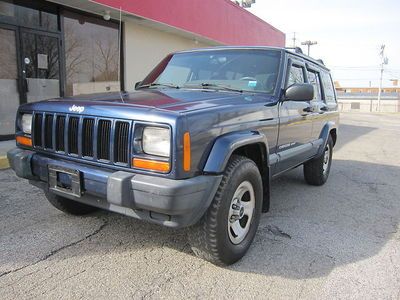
[22,88,275,117]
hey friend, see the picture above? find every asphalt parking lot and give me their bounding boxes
[0,112,399,299]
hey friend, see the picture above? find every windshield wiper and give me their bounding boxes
[137,83,180,89]
[184,83,243,93]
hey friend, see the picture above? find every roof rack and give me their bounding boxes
[285,47,326,66]
[285,47,303,54]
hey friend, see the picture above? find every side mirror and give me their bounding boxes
[135,81,142,90]
[284,83,314,101]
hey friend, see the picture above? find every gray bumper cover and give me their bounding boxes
[8,148,222,228]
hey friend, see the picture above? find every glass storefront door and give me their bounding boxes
[0,26,19,136]
[0,27,61,138]
[0,1,62,139]
[0,0,120,140]
[21,30,61,103]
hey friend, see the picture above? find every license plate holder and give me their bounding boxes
[48,165,82,198]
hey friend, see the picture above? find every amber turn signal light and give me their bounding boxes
[183,132,191,171]
[16,136,32,147]
[132,158,170,172]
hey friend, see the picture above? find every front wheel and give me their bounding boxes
[188,155,263,265]
[303,135,333,186]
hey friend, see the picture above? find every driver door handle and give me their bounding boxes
[319,106,328,113]
[23,78,29,93]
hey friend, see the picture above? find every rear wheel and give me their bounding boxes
[188,155,263,265]
[45,192,98,215]
[304,135,333,186]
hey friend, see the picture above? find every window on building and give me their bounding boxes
[287,65,304,87]
[307,70,321,100]
[0,0,14,18]
[321,71,336,103]
[0,1,58,31]
[63,11,120,96]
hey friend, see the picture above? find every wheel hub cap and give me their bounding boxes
[323,144,331,174]
[227,181,255,244]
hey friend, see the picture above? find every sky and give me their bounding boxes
[248,0,400,88]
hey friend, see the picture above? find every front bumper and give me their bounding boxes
[7,148,222,228]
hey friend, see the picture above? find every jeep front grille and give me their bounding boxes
[82,118,94,157]
[32,112,131,166]
[68,116,79,155]
[55,115,66,151]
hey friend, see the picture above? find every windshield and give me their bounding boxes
[139,49,282,94]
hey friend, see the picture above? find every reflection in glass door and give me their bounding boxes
[0,27,19,136]
[21,30,60,103]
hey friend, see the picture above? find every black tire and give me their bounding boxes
[188,155,263,265]
[304,135,334,186]
[45,192,98,215]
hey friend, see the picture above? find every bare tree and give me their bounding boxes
[93,37,119,82]
[64,22,86,82]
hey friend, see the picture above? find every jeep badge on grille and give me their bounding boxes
[69,105,85,113]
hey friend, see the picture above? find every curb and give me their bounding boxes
[0,156,10,170]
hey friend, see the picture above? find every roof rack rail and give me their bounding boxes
[285,47,303,54]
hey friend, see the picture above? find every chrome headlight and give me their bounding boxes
[21,114,33,134]
[142,127,171,157]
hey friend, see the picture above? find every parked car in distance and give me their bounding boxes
[8,46,339,265]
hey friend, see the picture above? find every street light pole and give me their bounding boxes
[301,40,317,56]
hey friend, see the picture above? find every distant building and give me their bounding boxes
[336,87,400,94]
[334,82,400,112]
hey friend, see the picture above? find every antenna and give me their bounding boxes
[117,6,124,102]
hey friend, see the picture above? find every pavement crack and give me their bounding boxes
[264,225,292,239]
[0,219,107,280]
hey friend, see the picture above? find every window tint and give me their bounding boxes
[307,70,321,100]
[321,71,336,103]
[287,65,304,86]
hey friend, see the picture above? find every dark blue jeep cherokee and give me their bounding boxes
[8,47,339,265]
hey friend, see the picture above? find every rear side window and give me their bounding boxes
[307,70,322,100]
[321,71,336,103]
[287,65,304,86]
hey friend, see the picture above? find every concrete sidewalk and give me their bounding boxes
[0,140,15,169]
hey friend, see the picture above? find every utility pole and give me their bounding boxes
[301,40,318,56]
[292,32,297,47]
[236,0,255,8]
[377,44,388,112]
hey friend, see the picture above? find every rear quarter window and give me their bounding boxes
[321,71,336,103]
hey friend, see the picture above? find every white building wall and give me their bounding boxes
[337,99,400,113]
[124,21,215,90]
